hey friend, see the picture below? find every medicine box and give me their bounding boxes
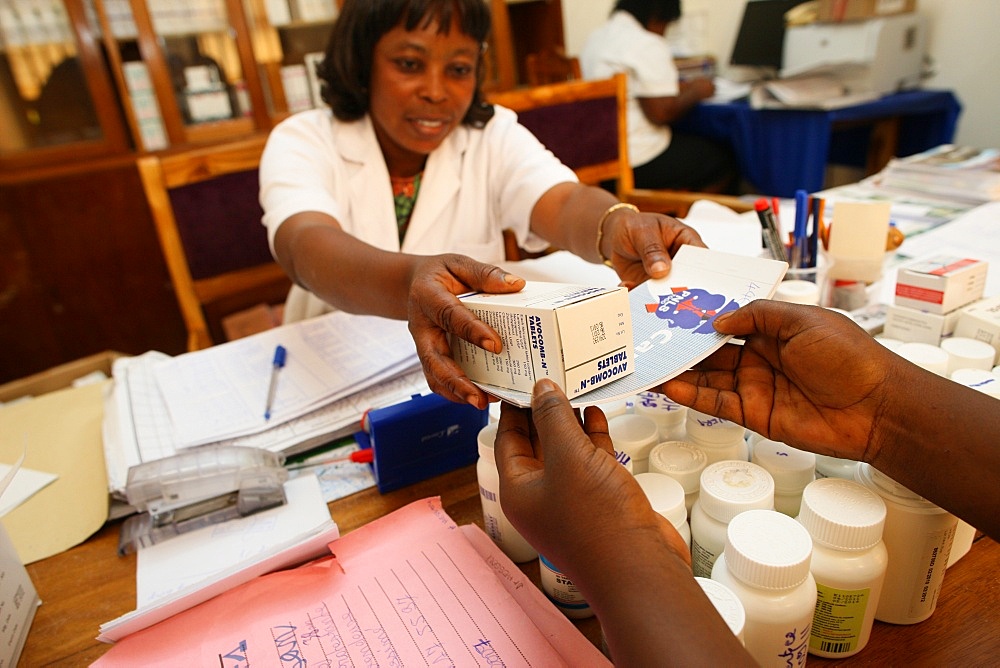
[894,256,987,315]
[883,303,961,345]
[452,282,633,399]
[816,0,917,23]
[954,296,1000,365]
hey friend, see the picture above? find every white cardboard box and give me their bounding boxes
[894,256,987,315]
[451,282,633,399]
[954,296,1000,364]
[883,303,961,345]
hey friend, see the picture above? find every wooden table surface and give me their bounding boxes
[22,463,1000,666]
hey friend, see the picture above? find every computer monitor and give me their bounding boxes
[729,0,812,72]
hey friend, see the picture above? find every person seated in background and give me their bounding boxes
[580,0,739,194]
[259,0,705,411]
[496,299,999,665]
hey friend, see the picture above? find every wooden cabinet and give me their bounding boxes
[0,0,556,384]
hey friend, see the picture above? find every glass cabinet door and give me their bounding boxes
[0,0,129,167]
[241,0,337,118]
[95,0,263,147]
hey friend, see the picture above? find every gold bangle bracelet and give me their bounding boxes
[595,202,639,267]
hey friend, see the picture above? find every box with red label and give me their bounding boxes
[894,257,987,315]
[954,296,1000,365]
[816,0,917,23]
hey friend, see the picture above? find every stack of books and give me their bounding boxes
[874,145,1000,205]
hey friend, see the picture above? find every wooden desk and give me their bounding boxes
[22,464,1000,666]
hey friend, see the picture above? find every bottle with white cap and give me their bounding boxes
[940,336,996,374]
[607,413,659,474]
[648,441,708,515]
[797,478,888,658]
[476,422,537,563]
[711,509,816,668]
[752,438,816,517]
[896,341,950,376]
[686,409,747,464]
[854,463,957,624]
[814,454,859,480]
[538,554,594,619]
[633,391,687,442]
[695,577,746,645]
[950,367,1000,399]
[635,472,690,549]
[690,460,775,578]
[774,279,820,306]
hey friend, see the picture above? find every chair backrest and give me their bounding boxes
[487,73,633,194]
[525,47,582,86]
[138,135,291,350]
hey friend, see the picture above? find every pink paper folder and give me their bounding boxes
[93,497,610,667]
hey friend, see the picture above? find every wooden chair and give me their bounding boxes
[137,135,292,350]
[487,74,751,259]
[524,47,582,86]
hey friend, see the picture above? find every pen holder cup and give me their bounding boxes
[777,253,830,307]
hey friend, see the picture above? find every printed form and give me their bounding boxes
[94,497,609,667]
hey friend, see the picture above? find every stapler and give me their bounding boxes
[118,445,288,555]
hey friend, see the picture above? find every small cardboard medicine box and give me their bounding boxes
[452,282,633,399]
[954,296,1000,365]
[883,303,961,346]
[894,256,987,315]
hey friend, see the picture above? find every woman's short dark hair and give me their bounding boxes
[613,0,682,26]
[317,0,494,127]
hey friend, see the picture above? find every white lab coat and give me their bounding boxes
[260,107,576,321]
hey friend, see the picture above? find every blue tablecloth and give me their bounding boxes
[675,89,962,197]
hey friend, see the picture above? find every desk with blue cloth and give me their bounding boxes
[677,89,961,197]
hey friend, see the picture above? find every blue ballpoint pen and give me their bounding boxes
[792,189,809,269]
[264,344,287,421]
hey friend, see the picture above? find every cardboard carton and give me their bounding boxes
[451,282,633,399]
[816,0,917,23]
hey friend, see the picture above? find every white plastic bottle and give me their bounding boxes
[634,472,690,549]
[711,509,816,668]
[686,409,747,464]
[854,463,957,624]
[797,478,888,658]
[814,454,859,480]
[690,460,774,578]
[607,413,659,474]
[695,577,746,645]
[538,554,593,619]
[647,441,707,515]
[633,391,687,441]
[476,422,537,563]
[752,438,816,517]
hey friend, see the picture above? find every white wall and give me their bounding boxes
[560,0,999,148]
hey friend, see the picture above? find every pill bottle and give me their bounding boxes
[633,391,687,442]
[752,438,815,517]
[607,413,659,474]
[950,367,1000,399]
[595,397,633,420]
[711,509,816,668]
[797,478,887,658]
[648,441,707,515]
[614,449,634,474]
[690,460,774,578]
[686,409,747,464]
[635,472,690,549]
[476,422,537,563]
[774,279,820,306]
[896,341,949,376]
[854,463,957,624]
[814,454,859,481]
[695,576,746,645]
[539,554,593,619]
[940,336,996,374]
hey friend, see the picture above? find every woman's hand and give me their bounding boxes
[406,254,525,409]
[601,206,706,289]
